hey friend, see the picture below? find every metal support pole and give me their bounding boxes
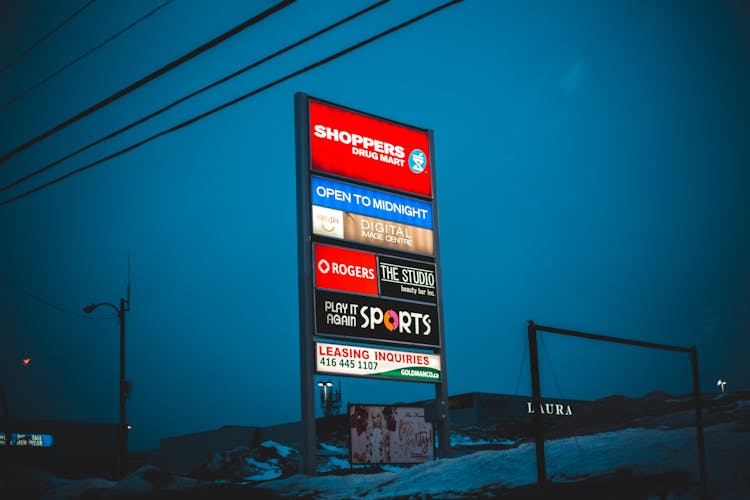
[429,126,450,460]
[295,92,316,475]
[690,347,708,498]
[118,299,127,479]
[83,296,130,480]
[435,381,450,458]
[1,385,10,488]
[528,321,547,498]
[299,324,315,474]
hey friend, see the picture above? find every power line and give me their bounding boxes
[0,0,389,195]
[514,339,529,395]
[0,0,463,207]
[0,0,295,165]
[0,273,114,320]
[0,0,97,74]
[0,0,175,112]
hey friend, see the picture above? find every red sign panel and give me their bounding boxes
[314,244,378,296]
[309,100,432,197]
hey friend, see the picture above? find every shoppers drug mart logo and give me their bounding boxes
[309,100,432,197]
[408,149,427,174]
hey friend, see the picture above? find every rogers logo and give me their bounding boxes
[317,258,375,280]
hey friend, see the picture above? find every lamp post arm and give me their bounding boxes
[84,302,120,315]
[82,298,129,478]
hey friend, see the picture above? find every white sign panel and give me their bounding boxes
[312,205,345,239]
[316,342,440,383]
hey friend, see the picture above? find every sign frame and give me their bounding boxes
[309,99,434,197]
[348,403,435,465]
[296,93,449,473]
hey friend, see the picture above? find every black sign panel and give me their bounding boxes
[315,290,439,348]
[378,255,437,304]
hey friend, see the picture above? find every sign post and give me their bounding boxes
[296,93,449,474]
[295,93,316,474]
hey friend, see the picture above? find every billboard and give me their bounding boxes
[314,243,378,296]
[349,404,434,464]
[309,100,432,197]
[315,290,439,348]
[312,176,432,229]
[378,255,436,304]
[312,206,434,256]
[0,433,54,447]
[316,341,441,382]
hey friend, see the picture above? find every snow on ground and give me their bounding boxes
[39,465,203,499]
[319,442,348,455]
[103,466,157,497]
[243,457,283,481]
[450,430,516,447]
[317,456,351,473]
[39,478,115,500]
[261,440,292,458]
[235,440,296,481]
[12,394,750,498]
[317,441,353,473]
[263,422,750,499]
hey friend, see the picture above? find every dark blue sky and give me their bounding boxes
[1,0,748,451]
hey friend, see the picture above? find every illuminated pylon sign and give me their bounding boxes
[295,93,450,473]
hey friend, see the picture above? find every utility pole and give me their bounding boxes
[118,297,129,479]
[1,385,10,488]
[83,286,130,478]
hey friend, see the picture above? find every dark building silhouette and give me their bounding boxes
[145,392,586,473]
[2,418,119,478]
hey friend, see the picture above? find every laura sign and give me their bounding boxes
[526,401,574,416]
[316,342,440,383]
[314,243,377,296]
[312,176,432,229]
[309,100,432,197]
[315,290,439,347]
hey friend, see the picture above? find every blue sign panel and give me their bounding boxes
[312,176,433,229]
[2,432,54,447]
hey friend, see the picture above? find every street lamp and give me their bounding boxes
[83,296,130,479]
[317,381,333,404]
[317,380,341,417]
